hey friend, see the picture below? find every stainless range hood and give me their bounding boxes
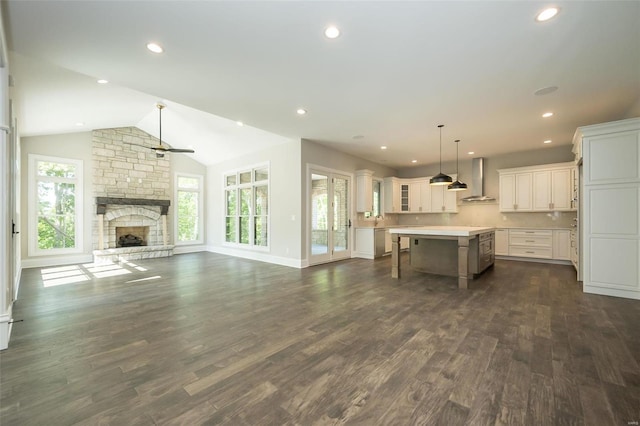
[461,157,496,202]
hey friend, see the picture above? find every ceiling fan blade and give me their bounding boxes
[166,148,195,153]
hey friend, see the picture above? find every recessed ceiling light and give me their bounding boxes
[97,79,108,84]
[542,112,554,118]
[296,108,307,115]
[468,151,475,155]
[380,146,387,150]
[325,26,340,39]
[411,159,417,163]
[536,7,559,22]
[544,140,552,144]
[236,121,244,126]
[146,42,164,53]
[534,86,558,96]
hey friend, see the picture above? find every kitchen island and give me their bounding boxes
[388,226,495,289]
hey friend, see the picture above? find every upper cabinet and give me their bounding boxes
[498,162,576,212]
[355,169,374,212]
[383,176,457,213]
[383,177,401,213]
[499,172,532,212]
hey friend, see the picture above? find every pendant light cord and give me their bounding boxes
[438,124,444,173]
[455,139,460,174]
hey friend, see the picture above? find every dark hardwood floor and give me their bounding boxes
[1,253,639,425]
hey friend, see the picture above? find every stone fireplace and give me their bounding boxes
[91,127,175,264]
[92,197,174,263]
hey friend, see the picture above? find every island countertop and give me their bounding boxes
[387,226,495,237]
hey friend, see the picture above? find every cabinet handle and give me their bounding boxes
[526,240,535,243]
[526,251,535,254]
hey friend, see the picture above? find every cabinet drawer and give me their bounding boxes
[509,235,552,247]
[509,246,553,259]
[509,229,552,238]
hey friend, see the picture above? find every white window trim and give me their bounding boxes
[174,172,204,245]
[364,177,384,220]
[222,161,270,251]
[28,154,84,257]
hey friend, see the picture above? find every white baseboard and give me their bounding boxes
[173,245,207,255]
[21,254,94,269]
[495,255,572,266]
[352,252,375,260]
[0,307,12,351]
[584,284,640,300]
[206,245,304,268]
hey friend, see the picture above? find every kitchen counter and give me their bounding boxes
[387,226,495,289]
[388,226,495,237]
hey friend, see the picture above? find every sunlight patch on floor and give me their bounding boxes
[41,261,157,287]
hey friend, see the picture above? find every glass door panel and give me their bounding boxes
[332,175,349,254]
[310,173,329,256]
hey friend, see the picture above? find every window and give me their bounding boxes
[28,154,83,256]
[364,179,382,219]
[175,173,203,244]
[224,164,269,248]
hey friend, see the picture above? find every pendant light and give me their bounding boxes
[430,124,453,186]
[448,139,468,191]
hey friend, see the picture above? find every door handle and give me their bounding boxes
[12,221,19,235]
[348,219,352,228]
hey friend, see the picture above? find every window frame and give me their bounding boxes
[223,162,270,251]
[28,154,84,257]
[174,172,204,245]
[364,177,384,219]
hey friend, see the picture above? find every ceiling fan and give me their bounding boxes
[129,103,195,157]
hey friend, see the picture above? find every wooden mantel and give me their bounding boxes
[96,197,171,215]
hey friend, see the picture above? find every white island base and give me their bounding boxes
[388,226,495,289]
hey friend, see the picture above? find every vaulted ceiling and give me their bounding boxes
[4,1,639,167]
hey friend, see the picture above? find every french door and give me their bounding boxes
[308,168,352,265]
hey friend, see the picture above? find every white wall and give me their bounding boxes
[206,139,302,267]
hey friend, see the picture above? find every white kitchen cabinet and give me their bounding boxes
[409,181,421,212]
[383,177,401,213]
[574,117,640,300]
[355,169,374,212]
[408,179,432,212]
[499,228,573,262]
[500,163,575,212]
[430,174,458,212]
[495,228,509,256]
[508,229,553,259]
[354,228,375,258]
[552,229,571,260]
[383,176,457,214]
[499,172,532,212]
[533,167,573,211]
